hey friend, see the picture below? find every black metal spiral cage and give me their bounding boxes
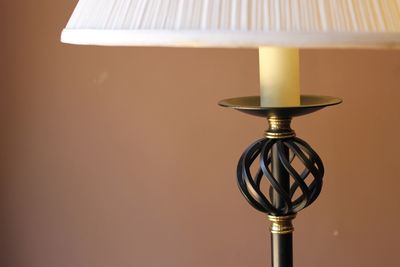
[237,137,325,216]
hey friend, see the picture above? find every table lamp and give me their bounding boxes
[61,1,400,267]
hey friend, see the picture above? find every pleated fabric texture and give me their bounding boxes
[62,0,400,48]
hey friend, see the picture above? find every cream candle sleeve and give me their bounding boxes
[259,47,301,107]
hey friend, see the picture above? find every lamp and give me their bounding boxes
[61,1,400,267]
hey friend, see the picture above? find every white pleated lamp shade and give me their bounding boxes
[61,0,400,48]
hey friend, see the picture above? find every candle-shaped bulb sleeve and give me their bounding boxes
[259,47,301,107]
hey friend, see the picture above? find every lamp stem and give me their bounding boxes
[220,95,341,267]
[270,144,293,267]
[272,144,290,209]
[271,231,293,267]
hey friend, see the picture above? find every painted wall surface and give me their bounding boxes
[1,1,400,267]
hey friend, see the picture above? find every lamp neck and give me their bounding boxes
[265,117,295,139]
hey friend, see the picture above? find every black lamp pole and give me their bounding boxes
[271,144,293,267]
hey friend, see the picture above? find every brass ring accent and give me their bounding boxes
[265,131,296,139]
[268,214,297,234]
[265,117,295,139]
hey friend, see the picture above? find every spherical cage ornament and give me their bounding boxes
[237,137,324,216]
